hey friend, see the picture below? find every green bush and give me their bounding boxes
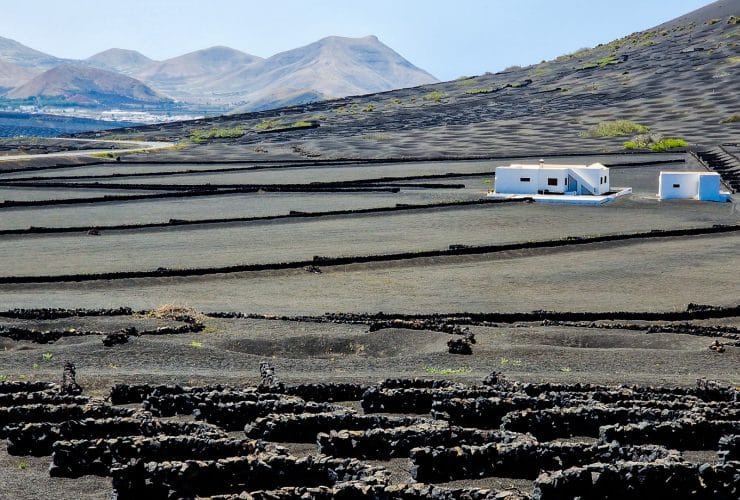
[254,119,283,130]
[423,90,445,103]
[720,114,740,123]
[649,138,688,151]
[191,126,244,143]
[362,104,376,112]
[581,54,619,69]
[465,88,496,95]
[581,120,650,138]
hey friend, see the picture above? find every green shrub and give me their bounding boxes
[362,104,376,112]
[720,114,740,123]
[254,119,283,130]
[423,90,445,103]
[191,126,244,143]
[465,88,496,95]
[581,54,619,69]
[581,120,650,138]
[649,138,688,151]
[424,366,471,375]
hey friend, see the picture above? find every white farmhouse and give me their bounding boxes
[658,171,731,202]
[488,160,629,204]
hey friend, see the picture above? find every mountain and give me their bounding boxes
[134,46,263,100]
[88,0,738,163]
[220,35,439,110]
[0,35,438,111]
[86,48,155,76]
[6,64,171,106]
[0,60,40,91]
[0,35,66,70]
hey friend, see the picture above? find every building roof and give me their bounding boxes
[497,162,607,170]
[659,171,720,176]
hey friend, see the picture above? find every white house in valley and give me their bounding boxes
[658,171,731,202]
[487,160,630,205]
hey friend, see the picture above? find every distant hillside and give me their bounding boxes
[226,36,439,111]
[0,60,39,91]
[86,48,155,76]
[134,46,263,101]
[85,0,739,160]
[6,64,172,106]
[0,36,66,70]
[0,35,437,112]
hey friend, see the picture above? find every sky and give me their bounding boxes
[2,0,714,81]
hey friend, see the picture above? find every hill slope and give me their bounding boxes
[0,36,66,70]
[0,60,39,91]
[85,48,155,75]
[7,64,171,106]
[89,0,738,159]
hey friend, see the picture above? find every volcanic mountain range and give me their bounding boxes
[0,35,438,110]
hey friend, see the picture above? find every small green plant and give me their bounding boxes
[291,121,314,128]
[32,363,40,370]
[720,114,740,124]
[424,366,472,375]
[18,460,29,470]
[254,118,283,130]
[465,88,496,95]
[705,18,721,25]
[42,352,53,362]
[728,15,739,24]
[649,138,689,151]
[202,324,217,334]
[423,90,445,103]
[189,341,203,348]
[511,359,523,367]
[500,357,510,366]
[108,362,118,369]
[581,120,650,138]
[455,77,477,86]
[362,104,376,112]
[560,367,573,373]
[581,54,619,69]
[727,56,740,64]
[0,374,7,382]
[191,126,244,143]
[364,133,392,141]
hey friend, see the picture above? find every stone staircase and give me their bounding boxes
[693,147,740,193]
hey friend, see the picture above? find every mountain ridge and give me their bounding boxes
[0,35,438,111]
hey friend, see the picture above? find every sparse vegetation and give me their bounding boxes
[624,134,688,151]
[423,90,445,103]
[190,126,244,143]
[0,374,7,382]
[705,18,721,25]
[455,77,477,86]
[18,460,29,471]
[362,104,376,112]
[254,118,283,130]
[560,367,573,373]
[42,352,53,362]
[720,114,740,124]
[729,15,739,25]
[363,133,392,141]
[189,341,203,348]
[424,366,471,375]
[580,120,650,138]
[148,304,206,322]
[726,56,740,64]
[581,54,619,69]
[465,88,496,95]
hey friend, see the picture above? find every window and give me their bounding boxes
[547,178,558,186]
[520,177,531,182]
[564,178,568,185]
[673,183,680,188]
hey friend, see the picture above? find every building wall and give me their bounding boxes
[659,172,699,199]
[573,167,610,195]
[697,173,724,201]
[494,167,540,194]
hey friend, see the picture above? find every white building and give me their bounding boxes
[494,161,611,195]
[487,160,630,205]
[658,171,731,202]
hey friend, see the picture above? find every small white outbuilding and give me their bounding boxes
[658,171,731,202]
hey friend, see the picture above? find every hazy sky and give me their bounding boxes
[3,0,712,80]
